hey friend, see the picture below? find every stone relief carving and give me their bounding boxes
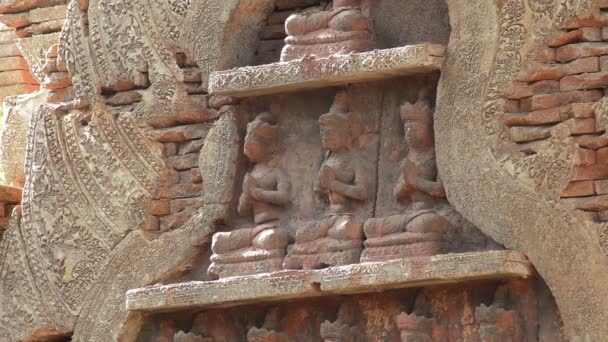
[320,301,362,342]
[283,90,368,269]
[361,97,449,263]
[247,307,289,342]
[281,0,376,62]
[209,113,290,279]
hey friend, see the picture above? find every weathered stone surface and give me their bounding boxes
[0,90,46,186]
[16,32,60,82]
[436,1,608,339]
[126,250,531,312]
[209,44,445,97]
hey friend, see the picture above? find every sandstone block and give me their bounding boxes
[159,211,194,231]
[190,168,202,183]
[166,154,198,171]
[561,181,595,197]
[601,56,608,70]
[17,19,64,37]
[556,42,608,62]
[569,102,595,118]
[148,199,171,216]
[548,27,602,47]
[598,210,608,221]
[535,47,555,62]
[29,5,67,24]
[577,148,597,165]
[524,89,602,111]
[0,0,64,14]
[573,194,608,211]
[560,71,608,91]
[561,12,608,30]
[170,197,204,214]
[0,56,27,71]
[603,27,608,41]
[0,43,18,57]
[570,118,597,135]
[509,126,552,143]
[507,80,559,100]
[0,185,21,203]
[519,57,598,82]
[595,179,608,195]
[0,83,38,100]
[143,215,160,231]
[597,147,608,164]
[106,90,142,106]
[503,108,561,126]
[148,123,211,143]
[157,183,204,199]
[573,164,608,181]
[504,99,520,113]
[0,12,30,28]
[0,70,37,86]
[0,29,16,44]
[178,139,204,155]
[163,143,178,157]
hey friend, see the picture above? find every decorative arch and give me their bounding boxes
[436,0,608,338]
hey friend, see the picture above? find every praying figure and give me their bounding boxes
[280,0,376,62]
[208,113,291,279]
[283,91,369,269]
[360,97,449,263]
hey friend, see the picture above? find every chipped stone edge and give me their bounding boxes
[125,250,531,313]
[208,43,445,97]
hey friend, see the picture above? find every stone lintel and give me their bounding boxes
[208,44,445,98]
[126,250,531,313]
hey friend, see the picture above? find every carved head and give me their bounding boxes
[400,100,434,150]
[333,0,362,7]
[320,91,361,152]
[244,112,279,163]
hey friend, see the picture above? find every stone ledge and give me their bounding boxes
[208,44,445,98]
[126,250,531,313]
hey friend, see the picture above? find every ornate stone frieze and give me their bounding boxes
[209,44,445,97]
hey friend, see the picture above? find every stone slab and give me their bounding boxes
[209,44,445,98]
[126,250,531,312]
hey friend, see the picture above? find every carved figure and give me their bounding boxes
[320,301,362,342]
[208,113,290,279]
[283,91,368,269]
[247,307,289,342]
[361,98,448,262]
[475,286,524,342]
[280,0,376,62]
[395,312,435,342]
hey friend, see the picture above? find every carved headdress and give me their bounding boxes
[400,99,434,126]
[246,112,279,146]
[319,91,363,149]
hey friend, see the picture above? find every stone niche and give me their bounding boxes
[125,1,569,341]
[135,278,562,341]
